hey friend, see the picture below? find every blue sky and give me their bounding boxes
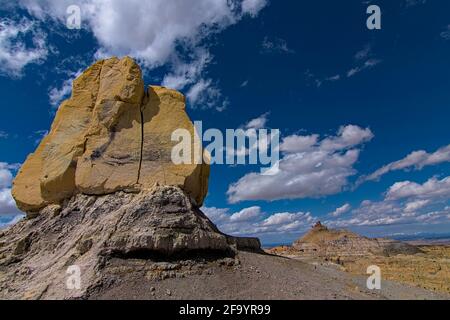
[0,0,449,244]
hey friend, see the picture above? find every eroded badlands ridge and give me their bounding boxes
[12,57,209,213]
[0,186,260,299]
[292,222,421,258]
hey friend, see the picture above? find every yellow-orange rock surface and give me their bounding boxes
[12,57,209,214]
[139,86,209,206]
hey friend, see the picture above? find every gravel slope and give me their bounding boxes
[91,251,449,300]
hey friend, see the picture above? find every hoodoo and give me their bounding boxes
[0,57,260,299]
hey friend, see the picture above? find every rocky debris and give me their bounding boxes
[12,57,209,214]
[0,185,261,300]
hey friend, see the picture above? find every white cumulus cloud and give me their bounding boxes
[0,162,22,216]
[360,144,450,184]
[329,203,351,217]
[13,0,268,109]
[0,18,48,77]
[241,0,268,17]
[386,176,450,201]
[203,206,316,237]
[48,69,83,108]
[328,175,450,228]
[229,206,262,222]
[244,112,270,130]
[227,125,374,203]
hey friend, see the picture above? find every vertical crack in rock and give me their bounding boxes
[137,104,145,184]
[159,149,167,185]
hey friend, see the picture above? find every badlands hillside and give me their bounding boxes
[268,222,450,295]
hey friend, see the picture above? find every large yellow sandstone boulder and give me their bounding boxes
[12,57,209,214]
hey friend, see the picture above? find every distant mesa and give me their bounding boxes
[292,221,422,258]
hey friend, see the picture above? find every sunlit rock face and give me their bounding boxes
[12,57,209,214]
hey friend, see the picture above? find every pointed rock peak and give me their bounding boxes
[312,221,327,231]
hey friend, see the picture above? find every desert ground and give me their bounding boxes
[90,250,449,300]
[338,244,450,295]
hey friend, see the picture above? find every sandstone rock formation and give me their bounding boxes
[12,57,209,213]
[0,186,260,299]
[266,223,450,297]
[292,222,421,259]
[2,57,261,300]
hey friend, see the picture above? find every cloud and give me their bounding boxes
[161,49,212,90]
[29,129,48,145]
[386,176,450,201]
[17,0,262,67]
[404,0,427,8]
[329,203,351,217]
[220,112,272,160]
[304,44,378,86]
[0,18,48,77]
[161,50,229,111]
[404,199,430,213]
[0,162,21,216]
[202,206,230,225]
[261,212,307,226]
[240,80,249,87]
[13,0,267,109]
[328,175,450,228]
[244,112,270,130]
[48,69,83,108]
[0,162,20,189]
[241,0,268,17]
[354,44,372,60]
[229,206,262,222]
[319,125,374,151]
[0,189,21,215]
[0,131,8,139]
[185,78,229,111]
[347,59,381,77]
[440,25,450,40]
[325,75,340,82]
[279,134,319,153]
[359,144,450,184]
[305,71,340,88]
[227,125,374,203]
[0,214,24,229]
[203,205,315,236]
[261,36,294,54]
[47,54,95,108]
[48,80,72,108]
